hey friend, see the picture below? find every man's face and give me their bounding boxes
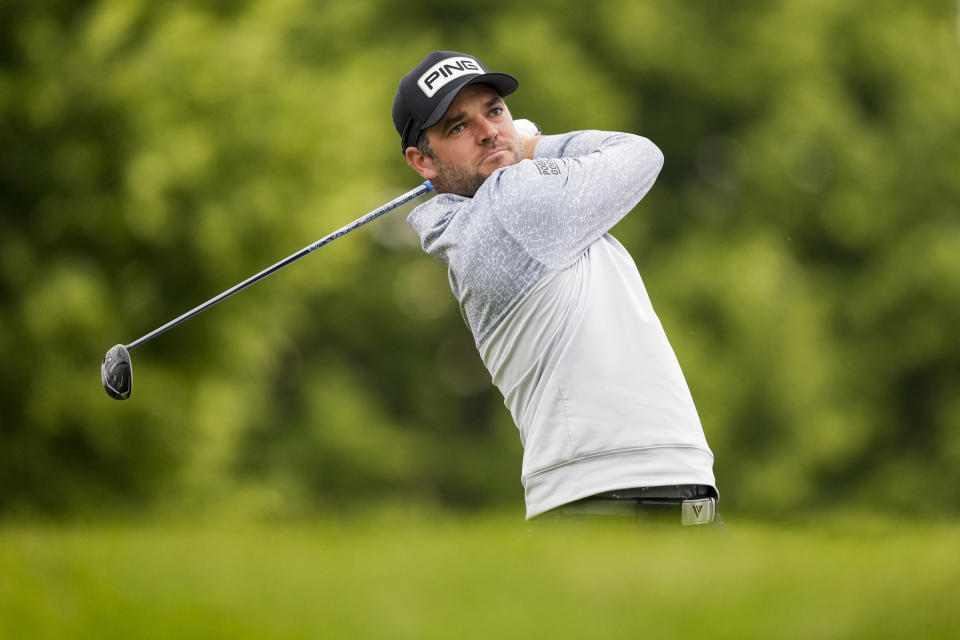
[406,84,524,197]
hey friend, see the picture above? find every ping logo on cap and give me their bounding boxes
[417,56,482,98]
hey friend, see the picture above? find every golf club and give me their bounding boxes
[101,180,434,400]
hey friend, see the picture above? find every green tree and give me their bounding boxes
[1,0,957,519]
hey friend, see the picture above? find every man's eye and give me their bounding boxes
[490,107,503,116]
[450,124,464,134]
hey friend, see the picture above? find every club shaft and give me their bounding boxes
[126,181,433,352]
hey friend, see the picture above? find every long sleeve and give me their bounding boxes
[482,131,663,268]
[407,130,664,346]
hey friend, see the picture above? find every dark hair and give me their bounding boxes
[416,130,434,159]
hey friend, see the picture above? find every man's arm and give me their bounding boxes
[513,118,541,159]
[487,130,664,269]
[522,135,542,160]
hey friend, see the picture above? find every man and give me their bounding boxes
[393,51,719,525]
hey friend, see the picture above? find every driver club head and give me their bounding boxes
[102,344,132,400]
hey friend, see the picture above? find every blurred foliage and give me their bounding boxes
[1,0,958,519]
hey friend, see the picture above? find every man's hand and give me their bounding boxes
[514,118,541,137]
[514,118,542,159]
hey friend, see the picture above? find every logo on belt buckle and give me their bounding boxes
[681,498,716,525]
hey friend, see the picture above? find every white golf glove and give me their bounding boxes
[513,118,541,137]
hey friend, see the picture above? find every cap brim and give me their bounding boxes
[419,72,519,138]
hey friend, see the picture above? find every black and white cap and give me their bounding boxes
[392,51,519,152]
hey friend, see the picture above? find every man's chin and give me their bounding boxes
[434,174,487,198]
[433,149,522,197]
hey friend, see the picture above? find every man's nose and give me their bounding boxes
[478,118,498,145]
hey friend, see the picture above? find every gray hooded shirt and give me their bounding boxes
[408,130,716,517]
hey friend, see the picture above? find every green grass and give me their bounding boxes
[1,511,958,639]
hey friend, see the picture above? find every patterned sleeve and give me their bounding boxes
[481,130,663,268]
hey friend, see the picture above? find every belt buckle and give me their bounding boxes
[681,497,716,526]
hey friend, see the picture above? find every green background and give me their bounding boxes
[3,0,960,520]
[3,1,959,636]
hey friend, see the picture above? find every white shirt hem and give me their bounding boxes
[523,445,717,519]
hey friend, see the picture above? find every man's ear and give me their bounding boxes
[405,146,437,180]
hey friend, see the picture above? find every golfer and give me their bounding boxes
[393,51,719,525]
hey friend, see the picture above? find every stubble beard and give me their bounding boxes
[432,141,524,198]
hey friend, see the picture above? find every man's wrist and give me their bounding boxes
[521,135,542,159]
[512,118,542,159]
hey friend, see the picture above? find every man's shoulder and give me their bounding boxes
[406,192,480,248]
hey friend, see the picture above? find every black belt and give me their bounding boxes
[552,485,718,526]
